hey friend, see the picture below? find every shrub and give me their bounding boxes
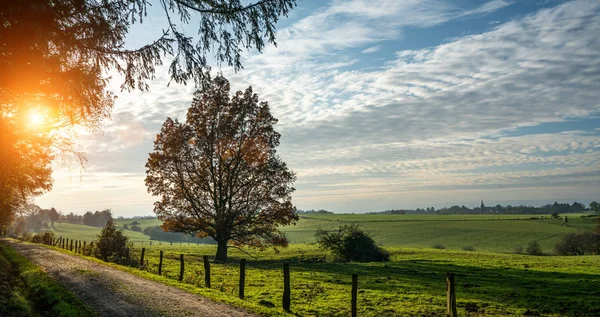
[432,244,446,250]
[123,224,129,230]
[94,220,132,263]
[131,221,140,225]
[130,225,142,232]
[526,240,543,256]
[31,231,55,245]
[315,224,389,262]
[462,245,475,251]
[514,246,523,254]
[554,232,600,255]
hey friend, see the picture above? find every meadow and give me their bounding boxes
[112,213,595,253]
[43,213,600,316]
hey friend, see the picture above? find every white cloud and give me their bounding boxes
[361,46,381,54]
[36,0,600,215]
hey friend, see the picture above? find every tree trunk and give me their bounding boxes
[215,239,228,263]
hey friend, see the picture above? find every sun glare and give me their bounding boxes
[28,110,45,126]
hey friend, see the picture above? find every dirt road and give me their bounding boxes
[3,239,258,317]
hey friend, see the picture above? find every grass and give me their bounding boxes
[0,241,95,317]
[60,213,598,253]
[49,242,600,317]
[38,214,600,316]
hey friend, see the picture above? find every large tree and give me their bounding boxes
[145,76,297,262]
[0,0,297,224]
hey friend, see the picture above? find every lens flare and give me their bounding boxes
[28,110,45,126]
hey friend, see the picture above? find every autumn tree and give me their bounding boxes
[145,76,297,262]
[0,0,297,224]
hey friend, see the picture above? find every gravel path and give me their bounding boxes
[3,239,258,317]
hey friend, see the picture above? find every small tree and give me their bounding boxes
[94,220,132,263]
[47,208,59,228]
[145,76,297,262]
[315,224,389,262]
[526,240,543,256]
[555,232,600,255]
[590,201,599,215]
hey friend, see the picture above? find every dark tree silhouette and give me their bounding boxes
[0,0,297,224]
[145,76,297,262]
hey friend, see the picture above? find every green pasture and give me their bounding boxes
[123,244,600,316]
[41,213,600,316]
[53,213,598,253]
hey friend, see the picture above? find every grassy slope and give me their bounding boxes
[61,243,600,317]
[57,213,597,253]
[0,242,95,317]
[39,214,600,316]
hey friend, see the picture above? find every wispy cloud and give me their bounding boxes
[36,0,600,215]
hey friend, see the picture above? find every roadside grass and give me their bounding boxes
[0,244,32,316]
[0,241,96,317]
[43,239,600,317]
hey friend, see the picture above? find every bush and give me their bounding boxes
[315,224,389,262]
[526,240,543,256]
[462,245,475,251]
[514,246,523,254]
[554,232,600,255]
[94,220,132,263]
[130,225,142,232]
[432,244,446,250]
[131,221,140,225]
[30,231,55,245]
[123,224,129,230]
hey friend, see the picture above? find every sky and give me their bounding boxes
[36,0,600,216]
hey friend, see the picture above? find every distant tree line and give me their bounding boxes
[59,209,114,227]
[296,209,334,215]
[370,201,595,215]
[10,204,59,234]
[82,210,113,228]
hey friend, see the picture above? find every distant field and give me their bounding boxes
[49,222,150,242]
[53,213,598,253]
[284,213,597,253]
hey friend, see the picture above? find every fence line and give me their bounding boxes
[16,234,464,316]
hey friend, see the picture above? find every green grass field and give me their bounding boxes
[54,213,598,253]
[41,213,600,316]
[51,241,600,316]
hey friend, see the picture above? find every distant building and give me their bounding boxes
[480,200,494,213]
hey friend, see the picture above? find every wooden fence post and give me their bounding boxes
[70,239,73,251]
[446,273,457,317]
[352,274,358,317]
[83,241,86,250]
[239,259,246,299]
[158,251,163,275]
[140,248,146,267]
[179,254,185,282]
[203,255,211,288]
[283,263,291,311]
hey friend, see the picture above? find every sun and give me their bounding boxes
[28,109,45,126]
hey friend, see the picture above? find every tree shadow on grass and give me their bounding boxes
[315,260,599,316]
[225,255,600,317]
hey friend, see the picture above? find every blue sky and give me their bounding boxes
[36,0,600,216]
